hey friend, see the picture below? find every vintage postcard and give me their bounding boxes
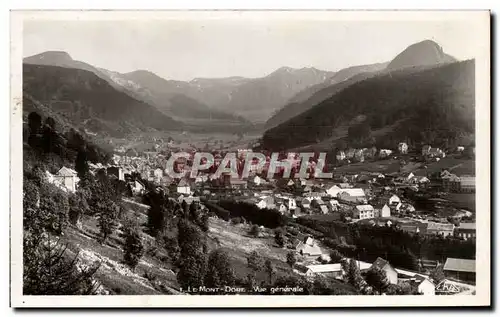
[10,10,490,307]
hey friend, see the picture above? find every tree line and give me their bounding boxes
[206,200,288,229]
[297,217,475,271]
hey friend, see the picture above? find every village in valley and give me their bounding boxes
[43,133,477,296]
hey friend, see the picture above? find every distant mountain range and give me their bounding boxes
[117,66,334,123]
[24,51,334,131]
[23,39,468,144]
[24,52,254,132]
[265,62,389,129]
[261,40,472,151]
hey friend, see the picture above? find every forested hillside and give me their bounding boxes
[262,60,475,151]
[23,64,183,137]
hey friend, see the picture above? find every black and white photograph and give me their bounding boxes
[10,10,490,307]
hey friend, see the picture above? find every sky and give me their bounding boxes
[22,12,481,81]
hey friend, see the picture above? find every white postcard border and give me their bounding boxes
[10,10,491,308]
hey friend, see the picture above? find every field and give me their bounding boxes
[207,218,304,283]
[445,193,476,212]
[331,156,474,178]
[57,198,325,294]
[94,130,261,154]
[413,157,475,176]
[332,159,403,174]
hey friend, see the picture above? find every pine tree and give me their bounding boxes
[144,190,170,236]
[286,251,297,268]
[365,266,390,294]
[329,249,344,263]
[247,250,263,274]
[68,193,86,227]
[45,116,56,130]
[343,258,363,289]
[123,224,144,270]
[160,234,180,265]
[274,228,286,248]
[176,220,207,290]
[264,259,275,285]
[75,150,90,180]
[249,224,261,237]
[199,213,209,232]
[430,264,446,283]
[97,200,118,244]
[27,111,42,136]
[23,234,100,295]
[204,249,235,291]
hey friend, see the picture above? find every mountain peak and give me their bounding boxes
[274,66,297,74]
[125,69,160,78]
[24,51,74,64]
[387,39,457,70]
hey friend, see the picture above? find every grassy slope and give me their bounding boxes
[331,156,474,176]
[60,202,180,295]
[61,198,348,294]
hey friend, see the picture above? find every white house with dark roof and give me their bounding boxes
[414,275,436,295]
[338,188,366,203]
[459,176,475,192]
[295,236,322,259]
[388,194,401,206]
[129,180,145,196]
[353,204,375,220]
[426,222,454,237]
[256,196,275,210]
[443,258,476,282]
[326,185,342,198]
[53,166,79,193]
[380,204,391,218]
[177,178,191,195]
[398,142,408,154]
[379,149,393,158]
[370,257,398,285]
[329,199,340,211]
[456,222,476,240]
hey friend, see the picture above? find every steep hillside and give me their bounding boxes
[265,40,457,130]
[118,70,251,125]
[224,67,334,122]
[123,67,334,123]
[262,60,475,151]
[23,64,183,137]
[387,40,457,70]
[24,52,180,121]
[287,62,389,105]
[265,63,388,129]
[121,67,334,123]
